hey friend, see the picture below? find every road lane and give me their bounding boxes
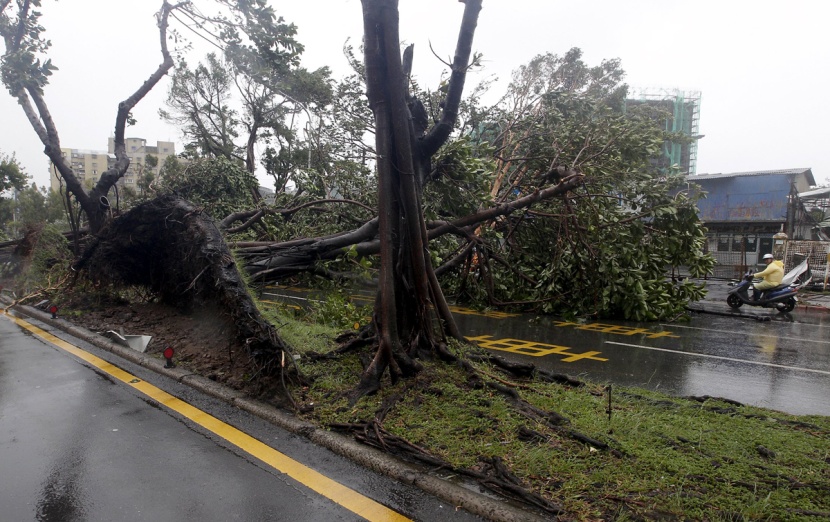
[453,311,830,416]
[0,313,479,521]
[604,341,830,376]
[261,286,830,414]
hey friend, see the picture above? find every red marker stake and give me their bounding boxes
[163,347,175,368]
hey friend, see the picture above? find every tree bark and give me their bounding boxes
[3,1,176,234]
[352,0,482,398]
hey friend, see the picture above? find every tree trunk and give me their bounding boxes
[5,1,176,235]
[354,0,482,398]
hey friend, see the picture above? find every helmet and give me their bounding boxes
[762,254,774,260]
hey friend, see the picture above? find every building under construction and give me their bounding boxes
[625,89,702,175]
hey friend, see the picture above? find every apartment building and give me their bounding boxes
[49,137,176,193]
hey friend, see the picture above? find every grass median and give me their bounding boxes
[274,310,830,521]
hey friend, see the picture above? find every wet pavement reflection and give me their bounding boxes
[264,287,830,417]
[0,315,480,521]
[454,310,830,417]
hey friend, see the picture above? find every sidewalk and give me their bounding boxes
[688,278,830,316]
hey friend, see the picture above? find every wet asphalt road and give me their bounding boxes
[454,308,830,417]
[263,287,830,417]
[0,315,482,522]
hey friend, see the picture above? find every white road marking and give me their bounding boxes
[660,323,830,345]
[605,341,830,376]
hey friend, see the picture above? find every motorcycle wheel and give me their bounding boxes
[727,294,743,309]
[777,297,796,313]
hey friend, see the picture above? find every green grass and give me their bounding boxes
[265,309,830,520]
[45,283,830,520]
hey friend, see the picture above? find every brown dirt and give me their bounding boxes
[64,298,272,394]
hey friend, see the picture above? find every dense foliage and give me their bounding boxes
[8,224,73,296]
[429,50,714,320]
[157,157,259,222]
[2,0,713,322]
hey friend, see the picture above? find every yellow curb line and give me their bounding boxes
[2,311,410,522]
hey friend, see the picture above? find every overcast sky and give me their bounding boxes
[2,0,828,189]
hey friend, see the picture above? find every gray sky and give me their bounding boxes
[2,0,828,188]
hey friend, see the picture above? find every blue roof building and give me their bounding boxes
[685,168,816,272]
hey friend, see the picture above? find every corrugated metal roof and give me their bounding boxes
[689,168,814,184]
[799,186,830,198]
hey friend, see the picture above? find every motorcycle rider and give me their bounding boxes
[752,253,784,300]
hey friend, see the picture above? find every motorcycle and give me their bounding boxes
[726,258,810,313]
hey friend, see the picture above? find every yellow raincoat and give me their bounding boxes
[753,259,784,291]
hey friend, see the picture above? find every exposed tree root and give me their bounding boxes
[333,325,377,354]
[319,337,631,514]
[330,420,564,516]
[461,354,624,457]
[685,394,744,407]
[71,195,297,386]
[468,353,586,387]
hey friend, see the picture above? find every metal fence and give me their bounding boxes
[783,240,830,286]
[702,240,829,282]
[709,251,750,279]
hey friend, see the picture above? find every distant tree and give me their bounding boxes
[161,54,241,164]
[16,182,64,225]
[0,151,29,193]
[0,151,30,239]
[0,182,65,239]
[160,13,332,204]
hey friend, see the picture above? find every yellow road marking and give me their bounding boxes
[554,321,680,339]
[466,335,608,362]
[2,312,410,522]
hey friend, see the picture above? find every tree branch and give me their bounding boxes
[95,1,176,196]
[421,0,482,157]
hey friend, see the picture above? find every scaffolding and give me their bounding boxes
[627,88,702,175]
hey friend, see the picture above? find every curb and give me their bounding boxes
[690,293,830,317]
[2,299,548,522]
[799,303,830,313]
[687,303,829,319]
[686,305,768,320]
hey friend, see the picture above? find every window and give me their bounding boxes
[729,234,758,253]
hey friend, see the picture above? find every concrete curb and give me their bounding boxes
[686,305,772,320]
[799,303,830,313]
[2,300,548,522]
[688,302,829,317]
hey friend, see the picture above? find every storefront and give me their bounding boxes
[688,168,816,278]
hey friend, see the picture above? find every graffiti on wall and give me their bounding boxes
[697,176,790,222]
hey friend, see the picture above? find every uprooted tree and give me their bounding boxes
[232,48,713,323]
[3,0,713,405]
[0,1,295,366]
